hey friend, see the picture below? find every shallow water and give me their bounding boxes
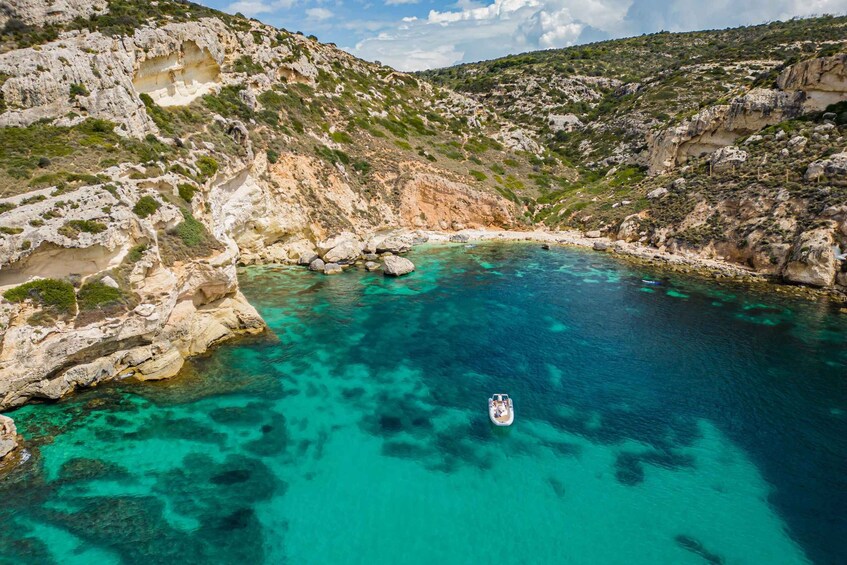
[2,243,846,564]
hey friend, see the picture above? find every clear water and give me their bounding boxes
[2,243,846,565]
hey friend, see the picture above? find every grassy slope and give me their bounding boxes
[422,16,847,231]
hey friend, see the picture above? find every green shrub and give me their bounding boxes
[352,160,371,174]
[126,243,147,263]
[330,131,353,144]
[0,226,23,234]
[175,213,208,247]
[0,202,15,214]
[266,149,279,164]
[469,170,488,182]
[133,195,161,218]
[177,183,197,202]
[139,93,174,134]
[315,145,351,165]
[77,281,124,311]
[69,83,89,99]
[60,219,107,237]
[3,278,76,314]
[232,55,264,75]
[196,156,219,181]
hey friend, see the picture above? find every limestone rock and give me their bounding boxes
[547,113,583,133]
[309,258,325,272]
[323,262,343,275]
[100,275,119,289]
[777,53,847,111]
[783,228,837,287]
[593,241,609,251]
[647,187,668,199]
[383,255,415,276]
[365,261,381,272]
[0,0,107,26]
[805,153,847,181]
[449,233,470,243]
[0,414,18,460]
[711,146,747,172]
[133,345,184,381]
[585,230,602,238]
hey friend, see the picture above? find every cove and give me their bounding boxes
[1,242,845,564]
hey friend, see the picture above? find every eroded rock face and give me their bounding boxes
[778,53,847,111]
[400,174,514,230]
[0,0,107,26]
[648,89,803,174]
[132,40,222,107]
[783,227,837,287]
[0,171,265,410]
[0,414,18,460]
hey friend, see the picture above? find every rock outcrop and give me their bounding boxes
[648,89,804,174]
[0,413,17,460]
[0,0,107,26]
[805,153,847,181]
[777,53,847,112]
[783,227,838,287]
[382,255,414,276]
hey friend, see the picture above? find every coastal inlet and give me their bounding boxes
[2,243,845,564]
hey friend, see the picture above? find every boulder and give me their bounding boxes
[0,414,18,460]
[547,113,583,133]
[323,239,363,264]
[323,263,343,275]
[100,275,119,289]
[593,241,609,251]
[298,252,319,266]
[805,153,847,181]
[783,228,837,287]
[541,243,550,250]
[585,230,602,238]
[383,255,415,276]
[375,235,412,254]
[308,258,325,272]
[450,233,470,243]
[363,253,380,262]
[318,233,362,263]
[646,187,668,199]
[365,261,381,272]
[711,146,747,172]
[788,135,808,152]
[616,214,641,242]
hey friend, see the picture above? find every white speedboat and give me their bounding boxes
[488,394,514,426]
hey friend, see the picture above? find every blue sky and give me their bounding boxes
[197,0,847,71]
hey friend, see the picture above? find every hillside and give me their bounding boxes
[0,0,553,410]
[423,17,847,287]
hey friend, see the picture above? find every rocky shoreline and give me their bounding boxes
[423,228,847,304]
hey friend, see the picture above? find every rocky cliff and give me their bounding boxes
[424,17,847,293]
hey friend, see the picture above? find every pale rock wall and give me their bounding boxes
[132,40,222,107]
[0,0,106,26]
[647,89,804,174]
[778,53,847,111]
[648,55,847,174]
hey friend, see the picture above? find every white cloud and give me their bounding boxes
[226,0,296,16]
[351,0,847,71]
[307,7,335,19]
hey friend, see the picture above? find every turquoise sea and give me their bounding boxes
[1,243,846,564]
